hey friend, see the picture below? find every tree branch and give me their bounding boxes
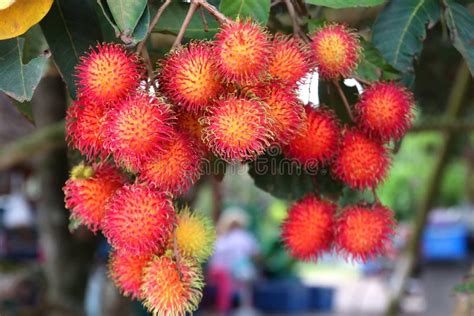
[172,1,199,50]
[136,0,172,54]
[333,80,355,121]
[194,0,232,24]
[409,120,474,133]
[284,0,310,43]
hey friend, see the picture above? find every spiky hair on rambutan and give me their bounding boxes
[331,129,390,190]
[158,42,223,113]
[75,43,144,104]
[281,195,336,261]
[65,99,109,160]
[268,34,313,86]
[108,251,152,300]
[202,95,274,162]
[63,162,125,232]
[355,82,415,141]
[284,105,341,168]
[310,24,360,80]
[102,184,176,256]
[103,93,175,172]
[175,207,216,262]
[141,256,204,315]
[335,204,395,262]
[176,110,207,150]
[139,131,204,196]
[214,20,271,84]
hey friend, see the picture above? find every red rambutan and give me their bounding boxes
[75,43,144,104]
[310,24,360,80]
[176,110,206,148]
[355,82,415,141]
[335,204,395,262]
[332,129,390,190]
[281,195,336,261]
[102,184,176,256]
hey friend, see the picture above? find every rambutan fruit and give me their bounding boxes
[103,93,175,171]
[141,256,204,315]
[139,132,204,196]
[332,129,390,190]
[310,24,360,80]
[281,195,336,261]
[175,207,216,262]
[63,162,124,232]
[108,251,152,300]
[75,43,144,104]
[158,42,223,113]
[268,34,312,86]
[335,204,395,262]
[176,110,206,148]
[214,21,270,84]
[284,106,340,167]
[202,95,274,162]
[102,184,176,256]
[65,99,108,160]
[355,82,415,141]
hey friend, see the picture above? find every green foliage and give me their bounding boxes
[305,0,385,8]
[219,0,271,24]
[355,39,400,82]
[106,0,147,35]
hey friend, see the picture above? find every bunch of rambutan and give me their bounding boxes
[62,15,415,314]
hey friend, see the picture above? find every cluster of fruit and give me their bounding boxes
[63,19,414,315]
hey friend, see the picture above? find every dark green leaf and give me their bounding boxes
[355,38,401,82]
[106,0,147,35]
[11,99,34,123]
[21,26,49,64]
[307,19,326,33]
[130,6,150,44]
[0,38,48,102]
[219,0,271,24]
[444,0,474,75]
[97,0,121,39]
[372,0,440,75]
[305,0,385,8]
[40,0,103,99]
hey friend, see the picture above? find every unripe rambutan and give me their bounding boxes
[202,95,274,162]
[103,93,175,171]
[175,207,215,262]
[141,256,204,315]
[158,42,223,113]
[108,251,152,300]
[281,195,336,261]
[355,82,415,141]
[284,106,340,167]
[140,132,204,196]
[63,163,124,232]
[102,184,176,256]
[214,21,270,84]
[268,34,313,86]
[75,43,144,104]
[65,99,108,160]
[335,204,395,262]
[332,129,390,190]
[310,24,360,80]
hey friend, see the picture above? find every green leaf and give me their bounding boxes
[40,0,103,99]
[219,0,271,24]
[307,19,326,33]
[443,0,474,75]
[305,0,385,8]
[106,0,147,35]
[130,6,150,44]
[0,38,48,102]
[355,38,401,82]
[372,0,440,75]
[21,25,49,64]
[11,99,34,123]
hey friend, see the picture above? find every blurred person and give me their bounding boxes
[208,207,260,316]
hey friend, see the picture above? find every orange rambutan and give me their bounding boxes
[335,204,395,262]
[202,95,274,162]
[63,162,124,232]
[355,82,415,141]
[103,93,175,171]
[75,43,144,104]
[310,24,360,80]
[141,256,204,315]
[281,195,336,261]
[176,110,206,149]
[284,106,340,167]
[158,42,223,113]
[139,132,204,196]
[332,129,390,190]
[102,184,176,256]
[268,34,313,86]
[214,21,270,84]
[108,251,152,300]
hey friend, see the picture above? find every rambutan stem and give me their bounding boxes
[353,76,371,86]
[172,1,199,50]
[372,187,380,204]
[136,0,172,54]
[173,228,183,279]
[194,0,232,24]
[199,7,209,32]
[333,80,355,121]
[283,0,310,43]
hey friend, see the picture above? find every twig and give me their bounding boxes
[194,0,232,24]
[172,1,199,50]
[333,80,354,121]
[283,0,310,43]
[372,187,380,204]
[199,7,209,32]
[353,76,372,86]
[140,45,154,80]
[271,0,283,7]
[136,0,172,54]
